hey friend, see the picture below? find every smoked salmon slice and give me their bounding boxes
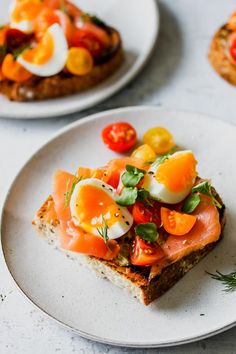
[52,170,120,260]
[150,194,221,277]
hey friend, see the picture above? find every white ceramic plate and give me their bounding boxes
[0,0,158,119]
[1,107,236,348]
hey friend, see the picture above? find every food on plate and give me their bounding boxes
[33,124,225,305]
[209,11,236,85]
[0,0,123,101]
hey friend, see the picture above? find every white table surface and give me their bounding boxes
[1,0,236,353]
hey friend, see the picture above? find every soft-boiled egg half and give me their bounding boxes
[17,23,68,76]
[143,150,197,204]
[70,178,133,240]
[10,0,43,33]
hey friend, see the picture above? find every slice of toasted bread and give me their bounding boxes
[0,31,123,102]
[208,25,236,85]
[32,181,226,305]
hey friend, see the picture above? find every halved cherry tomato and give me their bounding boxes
[132,201,162,227]
[229,33,236,61]
[66,47,93,75]
[131,236,164,266]
[143,127,175,154]
[161,207,197,236]
[102,122,137,153]
[71,29,104,58]
[131,144,156,163]
[5,29,33,52]
[2,54,32,82]
[132,202,152,224]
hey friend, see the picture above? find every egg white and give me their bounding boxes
[70,178,133,240]
[144,150,196,204]
[17,23,68,76]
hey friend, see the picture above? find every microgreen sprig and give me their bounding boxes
[97,216,109,244]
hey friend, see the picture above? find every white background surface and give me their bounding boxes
[1,0,236,353]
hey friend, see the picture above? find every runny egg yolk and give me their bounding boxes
[21,31,54,65]
[155,152,197,192]
[74,184,122,231]
[11,0,43,23]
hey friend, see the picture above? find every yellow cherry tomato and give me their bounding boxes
[66,47,93,76]
[131,144,156,163]
[143,127,175,155]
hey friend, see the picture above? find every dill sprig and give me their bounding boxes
[64,175,83,207]
[97,216,109,244]
[207,270,236,292]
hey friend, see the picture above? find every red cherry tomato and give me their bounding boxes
[229,34,236,61]
[131,236,164,266]
[71,29,104,58]
[5,28,33,52]
[132,201,162,227]
[132,202,152,224]
[102,122,137,153]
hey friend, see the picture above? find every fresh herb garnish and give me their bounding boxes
[156,150,175,165]
[121,165,146,188]
[207,270,236,292]
[0,44,6,63]
[97,216,109,244]
[135,222,159,242]
[182,181,222,213]
[116,187,138,206]
[116,165,149,206]
[64,175,83,207]
[192,181,222,209]
[137,188,153,207]
[182,193,201,213]
[12,44,31,60]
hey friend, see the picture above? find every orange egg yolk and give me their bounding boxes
[74,185,121,229]
[11,0,43,22]
[21,31,54,64]
[156,152,197,192]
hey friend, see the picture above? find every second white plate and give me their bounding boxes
[0,0,158,119]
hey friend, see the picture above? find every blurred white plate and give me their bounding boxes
[1,107,236,347]
[0,0,158,119]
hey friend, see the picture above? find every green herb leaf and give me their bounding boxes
[135,222,158,242]
[137,188,153,207]
[97,216,109,244]
[207,270,236,292]
[0,44,6,62]
[116,187,138,206]
[12,44,31,60]
[156,150,175,165]
[192,181,222,209]
[121,164,146,188]
[182,193,201,213]
[64,175,83,207]
[90,15,106,27]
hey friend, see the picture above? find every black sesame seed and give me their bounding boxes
[148,171,154,175]
[125,221,130,226]
[102,184,105,188]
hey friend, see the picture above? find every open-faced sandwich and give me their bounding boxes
[209,11,236,85]
[0,0,123,101]
[33,122,225,305]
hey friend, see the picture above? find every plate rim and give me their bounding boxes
[0,0,159,119]
[1,106,236,348]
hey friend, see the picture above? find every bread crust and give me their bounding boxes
[32,184,225,305]
[0,42,123,101]
[208,25,236,85]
